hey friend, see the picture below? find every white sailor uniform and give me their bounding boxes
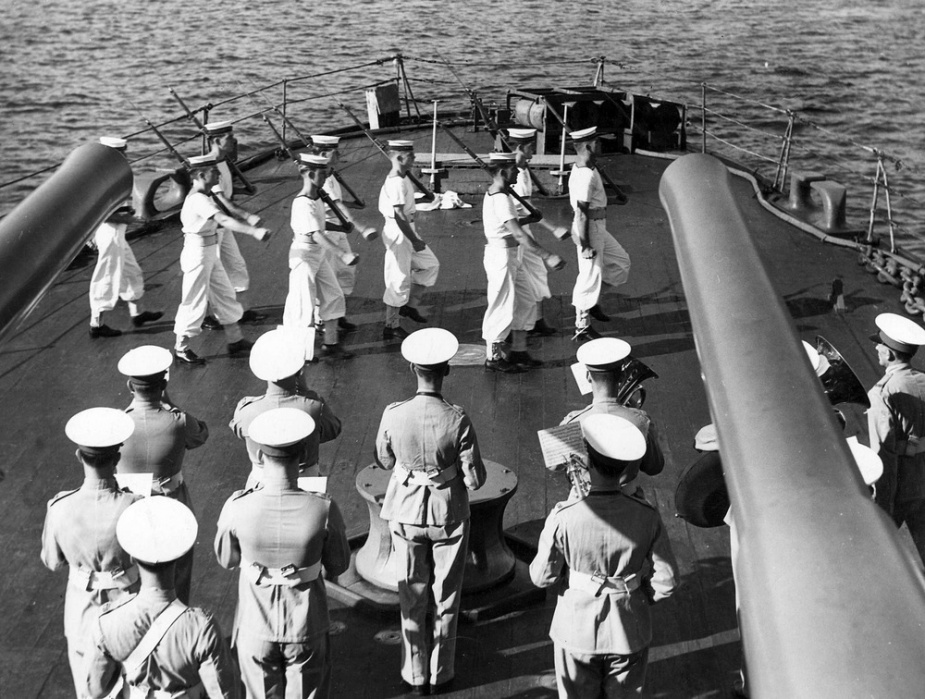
[89,218,145,317]
[322,176,357,296]
[513,167,549,329]
[215,160,250,293]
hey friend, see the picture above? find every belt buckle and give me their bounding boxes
[280,564,297,577]
[424,468,440,480]
[591,572,608,597]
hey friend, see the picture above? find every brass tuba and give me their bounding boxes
[815,335,870,408]
[616,356,659,408]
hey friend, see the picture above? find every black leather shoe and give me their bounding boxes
[399,305,428,323]
[430,678,455,695]
[89,324,122,339]
[383,326,410,341]
[508,350,542,368]
[201,315,221,330]
[572,326,603,342]
[485,357,527,373]
[400,680,430,696]
[588,304,611,322]
[527,318,557,336]
[174,348,206,365]
[131,310,164,327]
[338,317,357,331]
[319,343,355,359]
[240,309,266,324]
[228,339,254,356]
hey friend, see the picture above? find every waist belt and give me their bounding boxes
[894,438,925,457]
[293,232,317,244]
[70,564,139,591]
[250,463,320,482]
[399,462,459,487]
[151,472,184,496]
[241,557,322,587]
[485,236,518,249]
[588,208,607,220]
[129,682,205,699]
[569,568,643,596]
[183,233,217,247]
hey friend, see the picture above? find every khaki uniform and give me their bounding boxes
[568,165,630,318]
[40,477,141,697]
[119,397,209,603]
[868,362,925,562]
[89,219,145,316]
[513,167,549,329]
[530,486,678,698]
[375,393,486,687]
[214,477,350,698]
[322,177,357,296]
[230,386,342,485]
[88,588,238,699]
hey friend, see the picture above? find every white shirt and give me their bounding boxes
[180,191,221,235]
[482,191,518,241]
[569,165,607,209]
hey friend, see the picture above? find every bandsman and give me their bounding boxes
[230,327,342,488]
[41,407,141,698]
[86,497,238,699]
[530,414,678,698]
[215,407,350,699]
[378,140,439,341]
[173,154,270,364]
[283,153,355,359]
[568,126,631,341]
[374,328,486,694]
[117,345,209,603]
[89,136,163,338]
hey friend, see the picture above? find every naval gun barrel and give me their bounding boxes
[659,153,925,698]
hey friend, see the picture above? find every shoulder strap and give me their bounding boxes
[124,599,188,674]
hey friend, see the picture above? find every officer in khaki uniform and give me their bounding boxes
[374,328,486,694]
[230,328,341,488]
[215,408,350,698]
[117,345,209,603]
[560,338,664,492]
[867,312,925,564]
[86,497,238,699]
[530,414,678,698]
[41,407,142,699]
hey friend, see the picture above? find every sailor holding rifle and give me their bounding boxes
[530,413,678,698]
[568,126,631,342]
[230,327,342,488]
[86,497,238,699]
[284,153,355,359]
[374,328,486,695]
[173,153,270,365]
[116,345,209,604]
[88,136,163,338]
[378,140,439,342]
[41,407,141,699]
[215,407,350,699]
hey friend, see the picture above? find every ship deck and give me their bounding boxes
[0,125,914,698]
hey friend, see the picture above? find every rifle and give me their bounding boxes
[168,87,257,195]
[338,103,432,197]
[541,101,629,205]
[439,55,550,197]
[261,115,375,248]
[142,118,191,168]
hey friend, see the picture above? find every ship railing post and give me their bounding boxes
[593,56,605,87]
[201,107,210,155]
[700,82,707,154]
[282,80,289,145]
[865,154,882,246]
[879,155,897,253]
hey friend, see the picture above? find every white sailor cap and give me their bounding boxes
[311,135,341,149]
[576,337,631,372]
[506,127,537,142]
[870,313,925,355]
[248,408,315,457]
[188,154,220,169]
[581,413,646,464]
[249,328,306,382]
[846,436,883,486]
[801,340,830,377]
[401,328,459,366]
[65,407,135,453]
[387,140,415,152]
[118,346,173,379]
[570,126,598,142]
[99,136,128,150]
[117,497,198,565]
[488,152,517,163]
[694,423,718,452]
[299,153,329,169]
[203,120,234,135]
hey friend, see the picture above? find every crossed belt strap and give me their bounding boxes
[399,462,459,487]
[241,557,322,587]
[123,599,193,698]
[129,682,205,699]
[150,471,184,496]
[569,561,651,596]
[893,437,925,457]
[70,564,139,591]
[587,208,608,220]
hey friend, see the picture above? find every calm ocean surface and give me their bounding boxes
[2,0,923,243]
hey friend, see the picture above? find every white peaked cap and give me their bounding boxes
[570,126,598,141]
[65,408,135,449]
[873,313,925,354]
[401,328,459,366]
[117,497,198,564]
[581,413,646,462]
[249,328,306,381]
[99,136,128,149]
[846,436,883,486]
[694,423,718,452]
[118,346,173,377]
[576,337,631,371]
[248,408,315,450]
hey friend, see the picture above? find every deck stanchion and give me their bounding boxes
[420,100,445,192]
[700,82,707,154]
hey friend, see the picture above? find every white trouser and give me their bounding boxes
[381,221,440,307]
[481,245,532,345]
[325,228,357,296]
[571,219,631,312]
[173,239,243,341]
[89,223,144,314]
[520,226,551,302]
[218,228,249,293]
[284,242,346,329]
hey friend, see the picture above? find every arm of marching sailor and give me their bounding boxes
[503,218,565,271]
[646,514,679,604]
[213,188,261,226]
[322,498,351,578]
[213,495,243,570]
[574,200,595,259]
[458,411,487,490]
[529,505,567,588]
[393,204,426,252]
